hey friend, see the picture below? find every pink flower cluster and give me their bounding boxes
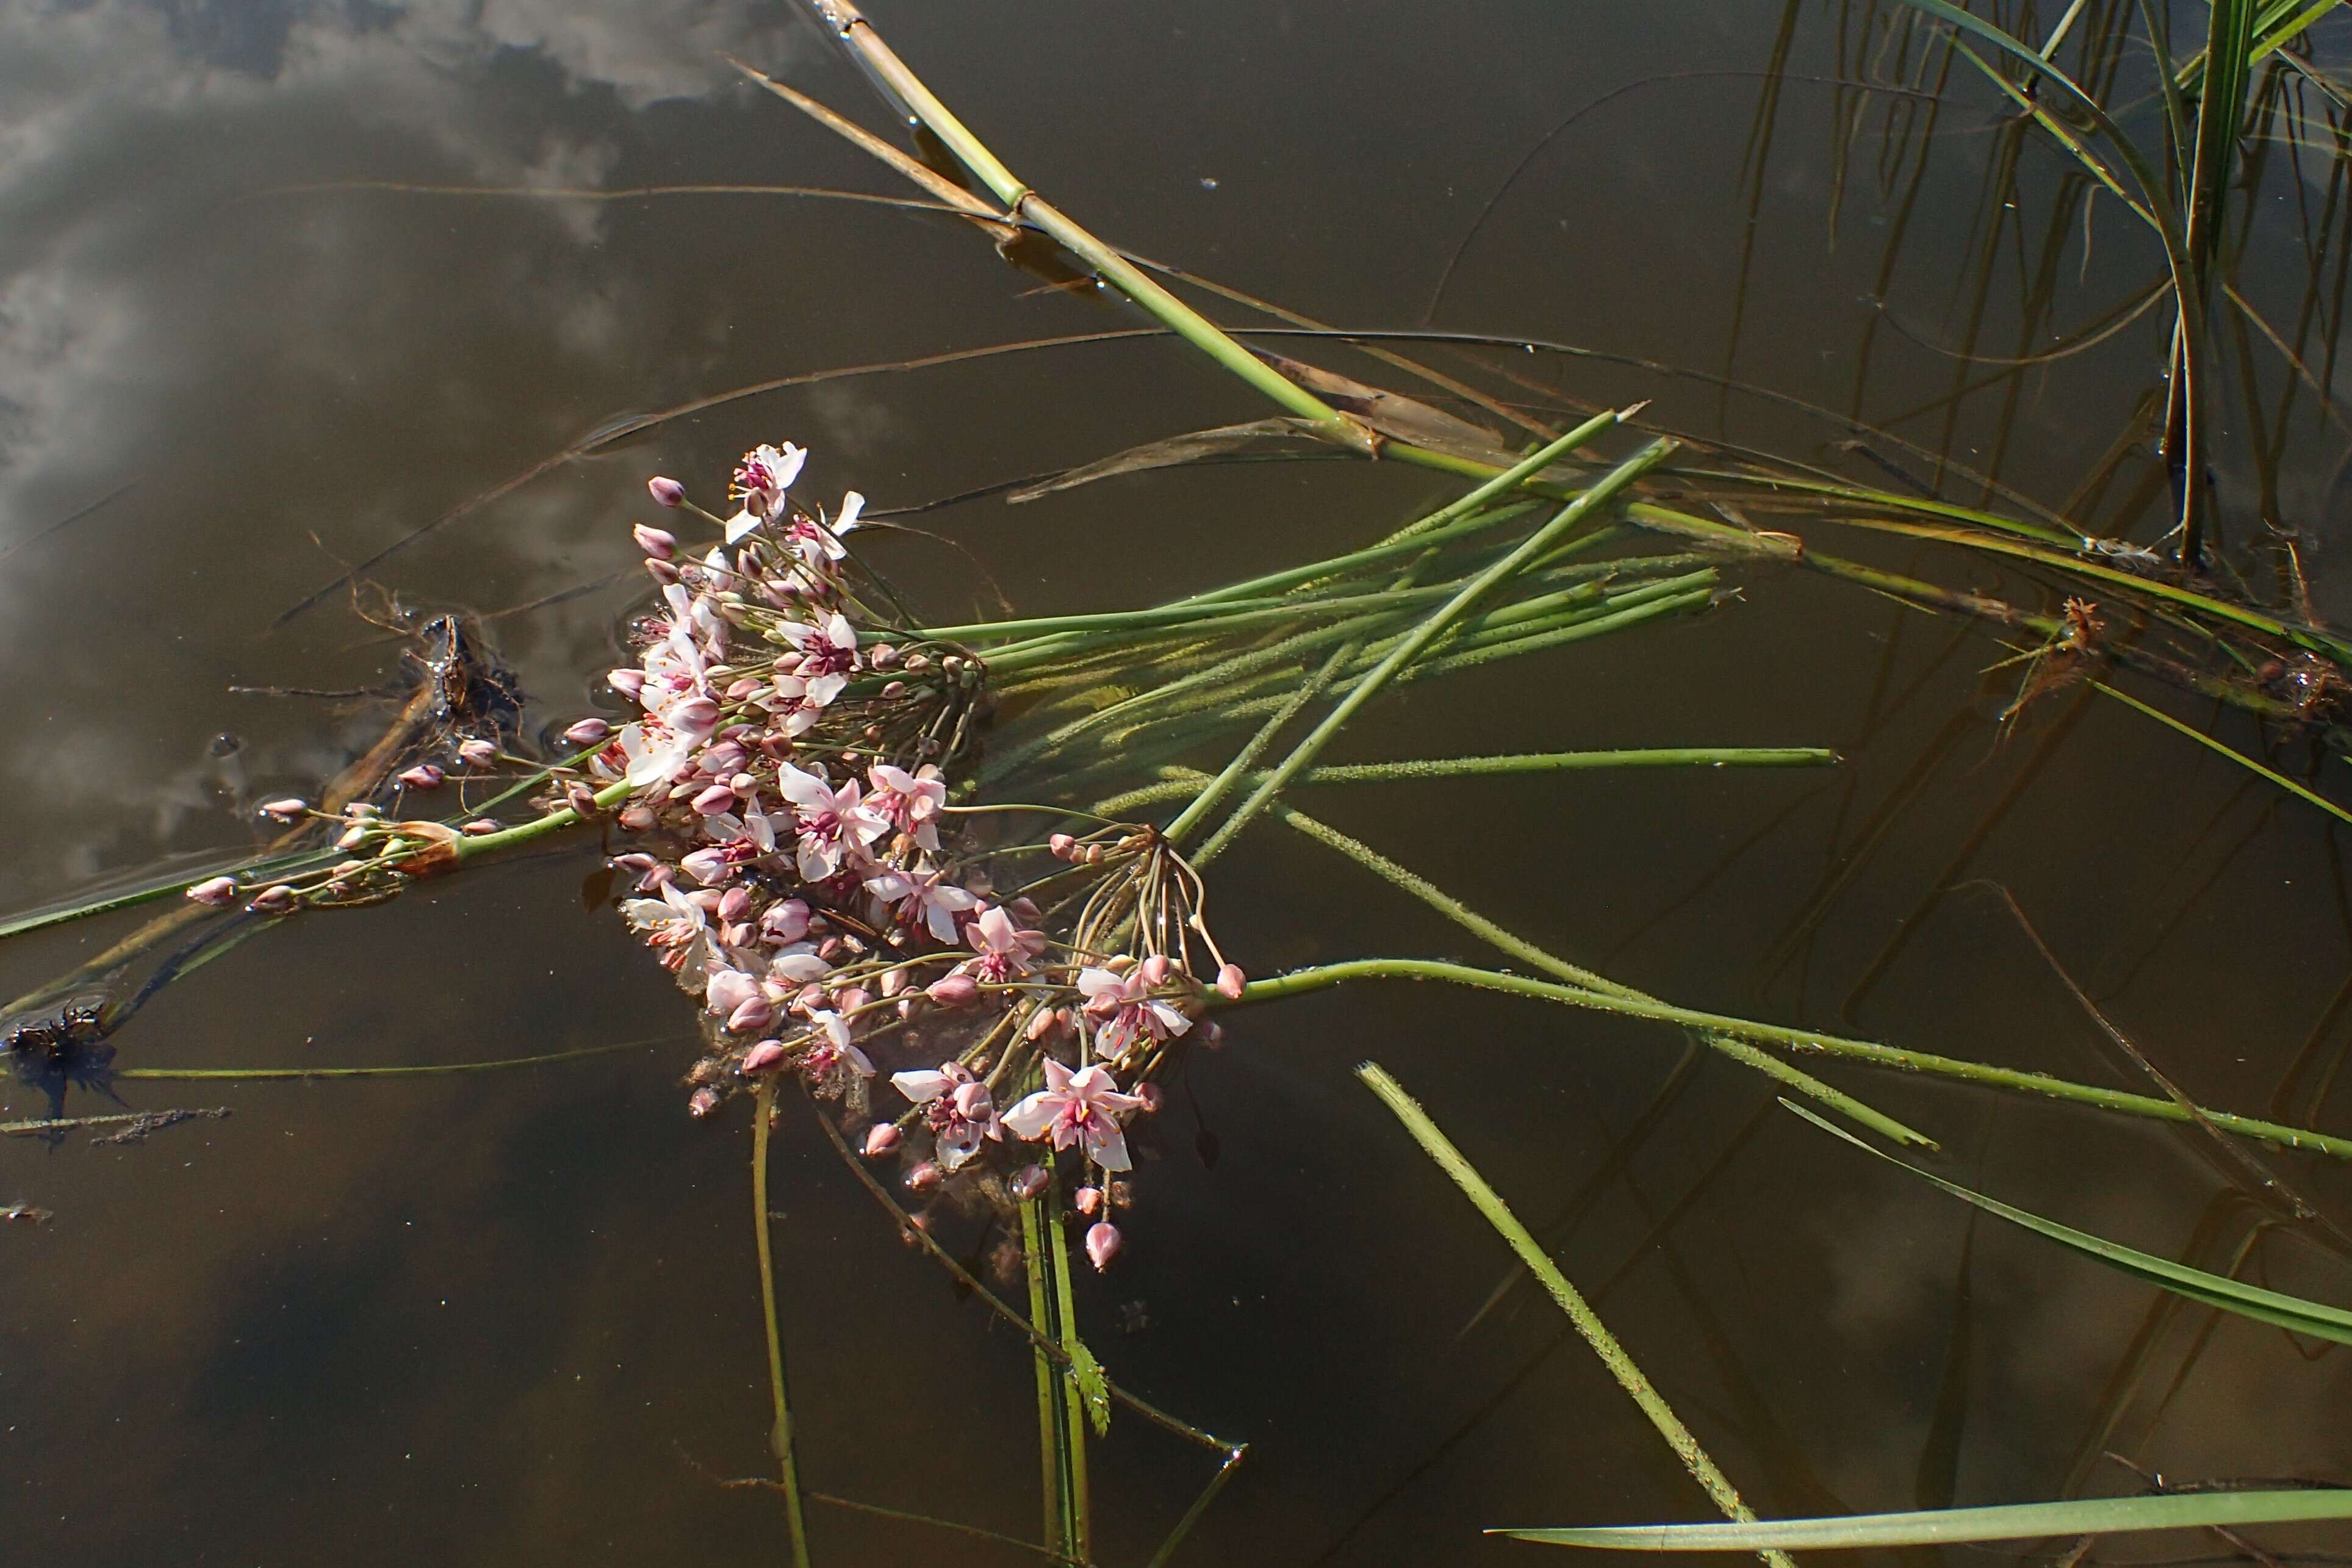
[597,443,1246,1269]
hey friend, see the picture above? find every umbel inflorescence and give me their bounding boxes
[603,442,1246,1270]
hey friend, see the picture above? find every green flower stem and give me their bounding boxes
[750,1081,813,1568]
[1189,441,1678,857]
[1235,959,2352,1160]
[444,777,634,863]
[1359,1062,1797,1568]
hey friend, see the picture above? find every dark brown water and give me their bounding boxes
[5,2,2352,1563]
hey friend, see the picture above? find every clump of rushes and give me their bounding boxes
[590,438,1240,1266]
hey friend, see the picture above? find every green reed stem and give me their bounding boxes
[1087,749,1836,815]
[1239,960,2352,1160]
[751,1081,813,1568]
[1187,440,1678,856]
[1358,1062,1798,1568]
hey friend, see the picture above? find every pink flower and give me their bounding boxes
[740,1039,787,1074]
[867,763,947,851]
[647,476,685,509]
[891,1060,1001,1170]
[775,612,861,714]
[796,1010,873,1082]
[619,882,716,987]
[633,523,676,559]
[775,764,886,881]
[725,442,807,543]
[617,722,696,788]
[1076,966,1193,1060]
[864,865,979,944]
[1002,1058,1145,1171]
[960,905,1047,983]
[563,717,611,747]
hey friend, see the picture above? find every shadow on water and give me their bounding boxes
[6,1,2352,1564]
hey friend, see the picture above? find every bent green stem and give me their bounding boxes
[1239,960,2352,1160]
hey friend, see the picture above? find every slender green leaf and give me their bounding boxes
[1786,1102,2352,1344]
[1496,1487,2352,1549]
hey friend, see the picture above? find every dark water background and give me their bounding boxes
[5,1,2352,1563]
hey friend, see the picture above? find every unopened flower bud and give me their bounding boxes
[952,1082,994,1120]
[457,737,498,768]
[925,973,980,1008]
[564,782,600,818]
[259,797,307,822]
[1048,833,1076,858]
[835,986,871,1014]
[336,822,371,851]
[717,885,753,923]
[739,1039,787,1074]
[633,523,677,559]
[248,884,297,914]
[645,557,679,586]
[617,804,656,832]
[608,668,647,700]
[761,899,810,943]
[186,876,239,907]
[906,1161,943,1192]
[868,642,899,669]
[1199,1019,1225,1050]
[727,996,777,1035]
[1141,953,1173,986]
[691,784,736,816]
[1084,1221,1123,1271]
[669,696,720,732]
[1025,1007,1061,1041]
[1012,1165,1051,1201]
[1215,963,1246,1000]
[863,1123,902,1157]
[647,476,686,509]
[563,717,611,747]
[688,1087,720,1118]
[397,764,444,791]
[880,680,905,699]
[461,818,500,836]
[1074,1185,1104,1217]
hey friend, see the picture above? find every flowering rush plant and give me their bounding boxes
[599,442,1246,1270]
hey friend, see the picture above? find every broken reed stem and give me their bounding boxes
[751,1081,814,1568]
[1358,1062,1797,1568]
[1189,439,1678,858]
[1236,960,2352,1160]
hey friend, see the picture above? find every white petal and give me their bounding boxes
[1088,1124,1132,1172]
[1001,1092,1058,1142]
[835,491,865,533]
[724,507,759,544]
[893,1069,952,1104]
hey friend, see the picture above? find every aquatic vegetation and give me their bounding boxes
[14,3,2352,1563]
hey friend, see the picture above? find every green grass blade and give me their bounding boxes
[1357,1062,1797,1568]
[1786,1101,2352,1344]
[2093,681,2352,827]
[1495,1487,2352,1549]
